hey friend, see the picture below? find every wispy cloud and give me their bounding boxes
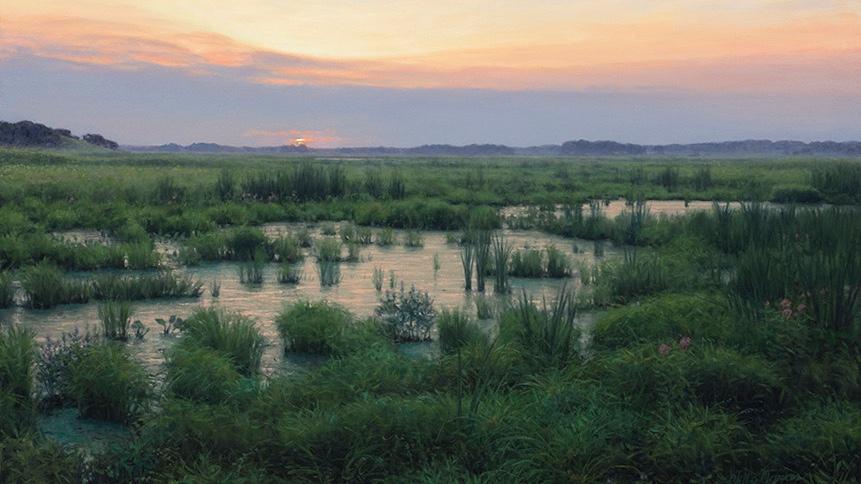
[1,8,859,94]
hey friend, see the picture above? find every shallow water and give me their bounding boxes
[1,225,617,374]
[501,199,810,220]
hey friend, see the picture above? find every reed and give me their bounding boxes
[272,234,303,263]
[21,263,91,308]
[460,236,475,291]
[98,300,133,340]
[277,263,302,284]
[404,230,424,248]
[437,308,486,354]
[372,267,384,292]
[544,245,571,278]
[505,287,579,369]
[92,271,204,300]
[181,307,265,376]
[375,228,396,246]
[491,234,512,293]
[474,230,492,292]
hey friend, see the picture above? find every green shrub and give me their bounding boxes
[225,227,269,260]
[0,438,80,483]
[376,285,436,342]
[68,343,151,422]
[166,346,241,404]
[769,184,822,203]
[509,248,543,278]
[437,308,486,354]
[181,308,265,376]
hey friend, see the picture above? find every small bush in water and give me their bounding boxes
[376,285,436,342]
[277,300,352,355]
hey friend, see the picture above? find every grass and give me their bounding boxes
[0,326,35,435]
[0,272,14,308]
[437,308,486,354]
[98,300,133,340]
[21,263,91,308]
[277,263,302,284]
[375,228,396,246]
[2,151,861,480]
[67,342,150,422]
[91,271,204,300]
[181,307,265,376]
[404,230,424,248]
[276,300,381,355]
[491,234,512,293]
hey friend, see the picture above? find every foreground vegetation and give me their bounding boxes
[1,149,860,481]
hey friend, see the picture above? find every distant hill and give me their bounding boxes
[0,121,118,150]
[5,120,861,156]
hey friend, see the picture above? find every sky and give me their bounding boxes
[1,0,860,147]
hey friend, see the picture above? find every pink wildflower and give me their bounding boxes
[679,336,692,350]
[658,344,671,356]
[782,308,793,319]
[796,304,807,313]
[780,298,792,309]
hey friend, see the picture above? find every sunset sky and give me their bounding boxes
[2,0,860,146]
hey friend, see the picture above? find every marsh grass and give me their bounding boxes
[491,234,512,293]
[277,263,302,284]
[181,308,265,376]
[98,300,133,341]
[238,254,265,285]
[474,294,495,320]
[166,346,240,404]
[473,230,491,292]
[544,245,571,278]
[316,260,342,287]
[210,279,221,297]
[277,300,353,354]
[345,242,361,262]
[509,248,543,278]
[372,267,384,291]
[404,230,424,248]
[68,342,150,422]
[92,271,204,300]
[502,288,579,369]
[21,263,91,308]
[437,308,486,354]
[0,325,35,434]
[272,234,303,263]
[0,272,14,308]
[314,237,342,262]
[459,237,474,291]
[375,228,396,246]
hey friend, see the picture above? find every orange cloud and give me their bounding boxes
[1,7,859,95]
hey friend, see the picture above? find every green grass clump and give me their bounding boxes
[21,263,91,308]
[67,343,150,422]
[98,300,133,340]
[403,230,424,248]
[238,250,266,284]
[509,247,543,278]
[0,326,36,435]
[314,237,342,262]
[92,271,203,300]
[225,227,269,260]
[437,308,486,354]
[181,308,265,376]
[165,345,242,404]
[375,228,396,246]
[0,272,14,308]
[499,289,579,370]
[271,234,303,263]
[277,300,381,355]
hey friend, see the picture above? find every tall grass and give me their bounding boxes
[510,248,543,278]
[544,245,571,278]
[0,325,35,434]
[181,308,265,376]
[277,300,353,354]
[21,263,91,308]
[0,272,14,308]
[473,230,492,292]
[404,230,424,248]
[372,267,384,291]
[67,342,150,422]
[437,308,486,354]
[459,237,474,291]
[502,288,579,369]
[238,251,266,285]
[277,263,302,284]
[92,271,204,300]
[272,234,303,263]
[811,162,861,203]
[98,300,133,341]
[375,228,396,246]
[491,234,512,293]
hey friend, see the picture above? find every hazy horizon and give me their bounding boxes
[2,0,860,147]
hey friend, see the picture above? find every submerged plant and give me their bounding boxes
[376,285,436,342]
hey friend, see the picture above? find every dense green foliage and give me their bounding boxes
[1,150,860,481]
